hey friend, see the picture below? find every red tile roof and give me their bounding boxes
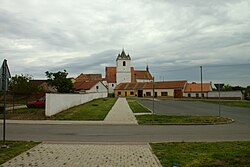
[184,82,212,93]
[143,81,187,89]
[131,67,152,82]
[73,81,99,91]
[105,67,116,83]
[115,80,187,90]
[75,74,102,82]
[115,82,146,90]
[133,70,153,80]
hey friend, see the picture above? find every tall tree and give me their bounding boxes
[9,74,39,96]
[45,70,73,93]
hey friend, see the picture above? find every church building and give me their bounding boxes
[104,49,153,93]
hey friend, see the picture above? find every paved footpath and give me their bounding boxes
[2,143,161,167]
[1,98,162,166]
[104,97,138,125]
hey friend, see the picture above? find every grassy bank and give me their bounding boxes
[0,141,39,165]
[50,98,117,120]
[151,141,250,167]
[136,115,232,125]
[126,98,151,113]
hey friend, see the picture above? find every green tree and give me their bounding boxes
[244,86,250,98]
[45,70,73,93]
[221,84,233,91]
[9,74,39,96]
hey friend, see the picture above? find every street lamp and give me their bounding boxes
[214,83,224,117]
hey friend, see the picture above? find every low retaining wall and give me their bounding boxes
[45,92,107,117]
[208,91,243,100]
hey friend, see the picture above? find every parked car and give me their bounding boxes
[27,97,45,108]
[246,96,250,101]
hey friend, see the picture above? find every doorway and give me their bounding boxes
[138,90,143,97]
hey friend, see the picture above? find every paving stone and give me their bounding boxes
[2,143,161,167]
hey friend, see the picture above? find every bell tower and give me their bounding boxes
[116,49,131,84]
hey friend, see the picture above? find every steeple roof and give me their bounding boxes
[116,49,131,61]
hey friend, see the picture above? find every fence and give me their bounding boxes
[45,92,107,116]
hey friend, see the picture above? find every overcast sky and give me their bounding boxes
[1,0,250,87]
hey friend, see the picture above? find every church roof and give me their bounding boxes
[105,67,116,83]
[116,49,131,61]
[133,70,153,80]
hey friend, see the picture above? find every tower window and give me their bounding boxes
[123,61,126,66]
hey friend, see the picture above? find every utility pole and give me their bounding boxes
[200,66,203,99]
[152,77,155,124]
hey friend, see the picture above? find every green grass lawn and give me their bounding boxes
[151,141,250,167]
[49,98,117,120]
[126,98,151,113]
[0,141,39,165]
[204,100,250,108]
[136,115,232,125]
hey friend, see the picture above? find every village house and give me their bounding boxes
[114,80,187,98]
[184,82,213,98]
[73,81,107,94]
[143,80,187,98]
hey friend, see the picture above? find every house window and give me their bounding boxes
[196,93,199,97]
[118,91,121,95]
[146,92,151,96]
[201,93,204,98]
[112,84,114,87]
[123,61,126,66]
[161,92,168,96]
[188,93,191,97]
[96,86,99,89]
[130,91,134,95]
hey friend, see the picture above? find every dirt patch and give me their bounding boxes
[0,112,46,120]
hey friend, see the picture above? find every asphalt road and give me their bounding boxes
[1,123,250,142]
[139,100,250,126]
[1,100,250,142]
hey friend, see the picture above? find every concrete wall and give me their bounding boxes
[184,92,209,98]
[143,89,175,97]
[45,92,107,117]
[207,91,243,100]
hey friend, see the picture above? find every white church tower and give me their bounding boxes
[116,49,131,84]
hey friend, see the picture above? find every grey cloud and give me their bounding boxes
[0,0,250,86]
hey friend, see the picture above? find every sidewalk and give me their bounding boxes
[1,98,138,125]
[2,143,161,167]
[104,98,138,125]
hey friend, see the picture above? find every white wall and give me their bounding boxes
[116,72,131,84]
[108,83,116,93]
[207,91,243,100]
[45,92,108,117]
[184,92,209,98]
[143,89,175,97]
[86,82,107,93]
[116,59,131,84]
